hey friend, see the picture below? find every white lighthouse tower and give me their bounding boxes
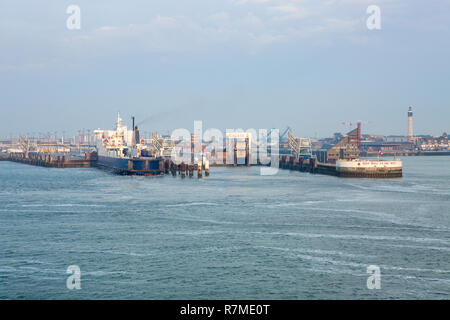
[408,106,414,141]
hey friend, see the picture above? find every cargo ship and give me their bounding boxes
[93,113,164,175]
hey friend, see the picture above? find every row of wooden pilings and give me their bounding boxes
[163,159,210,178]
[7,152,93,168]
[9,152,68,168]
[279,155,317,173]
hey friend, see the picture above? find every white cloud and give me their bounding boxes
[324,18,360,33]
[267,5,309,21]
[207,12,230,23]
[1,0,408,68]
[98,26,119,32]
[231,0,272,5]
[62,0,365,57]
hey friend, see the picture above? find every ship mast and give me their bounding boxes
[116,112,122,130]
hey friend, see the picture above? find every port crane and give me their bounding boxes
[341,120,371,131]
[18,136,37,158]
[341,120,370,149]
[267,126,293,142]
[151,133,175,157]
[151,132,163,156]
[288,132,312,158]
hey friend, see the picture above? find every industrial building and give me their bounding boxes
[314,127,360,163]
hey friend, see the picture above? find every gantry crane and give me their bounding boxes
[18,136,37,158]
[288,132,312,158]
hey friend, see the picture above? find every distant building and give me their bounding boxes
[416,133,449,151]
[386,135,409,143]
[322,128,360,163]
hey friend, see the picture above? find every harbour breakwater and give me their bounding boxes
[3,152,403,178]
[7,152,95,168]
[278,155,403,178]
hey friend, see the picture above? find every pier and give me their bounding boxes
[277,155,402,178]
[7,152,96,168]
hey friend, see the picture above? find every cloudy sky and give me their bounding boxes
[1,0,449,138]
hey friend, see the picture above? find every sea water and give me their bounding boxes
[0,157,449,299]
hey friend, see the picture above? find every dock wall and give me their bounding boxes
[278,156,402,178]
[7,153,96,168]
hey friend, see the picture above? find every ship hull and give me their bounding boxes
[97,155,164,175]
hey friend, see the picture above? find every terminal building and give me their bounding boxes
[314,128,360,163]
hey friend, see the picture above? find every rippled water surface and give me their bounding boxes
[0,157,449,299]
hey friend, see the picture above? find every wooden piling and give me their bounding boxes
[197,162,202,178]
[164,159,170,174]
[204,159,210,177]
[170,161,176,176]
[181,162,186,178]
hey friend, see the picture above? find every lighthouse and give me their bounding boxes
[408,106,413,141]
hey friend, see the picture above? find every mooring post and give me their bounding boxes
[197,161,202,178]
[180,162,186,178]
[205,159,210,177]
[164,159,170,174]
[170,161,176,176]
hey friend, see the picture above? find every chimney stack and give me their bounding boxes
[132,116,136,147]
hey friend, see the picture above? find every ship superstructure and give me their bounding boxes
[93,113,163,175]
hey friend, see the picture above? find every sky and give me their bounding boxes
[0,0,449,138]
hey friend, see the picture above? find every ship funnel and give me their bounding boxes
[132,116,136,147]
[131,116,140,146]
[135,126,140,145]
